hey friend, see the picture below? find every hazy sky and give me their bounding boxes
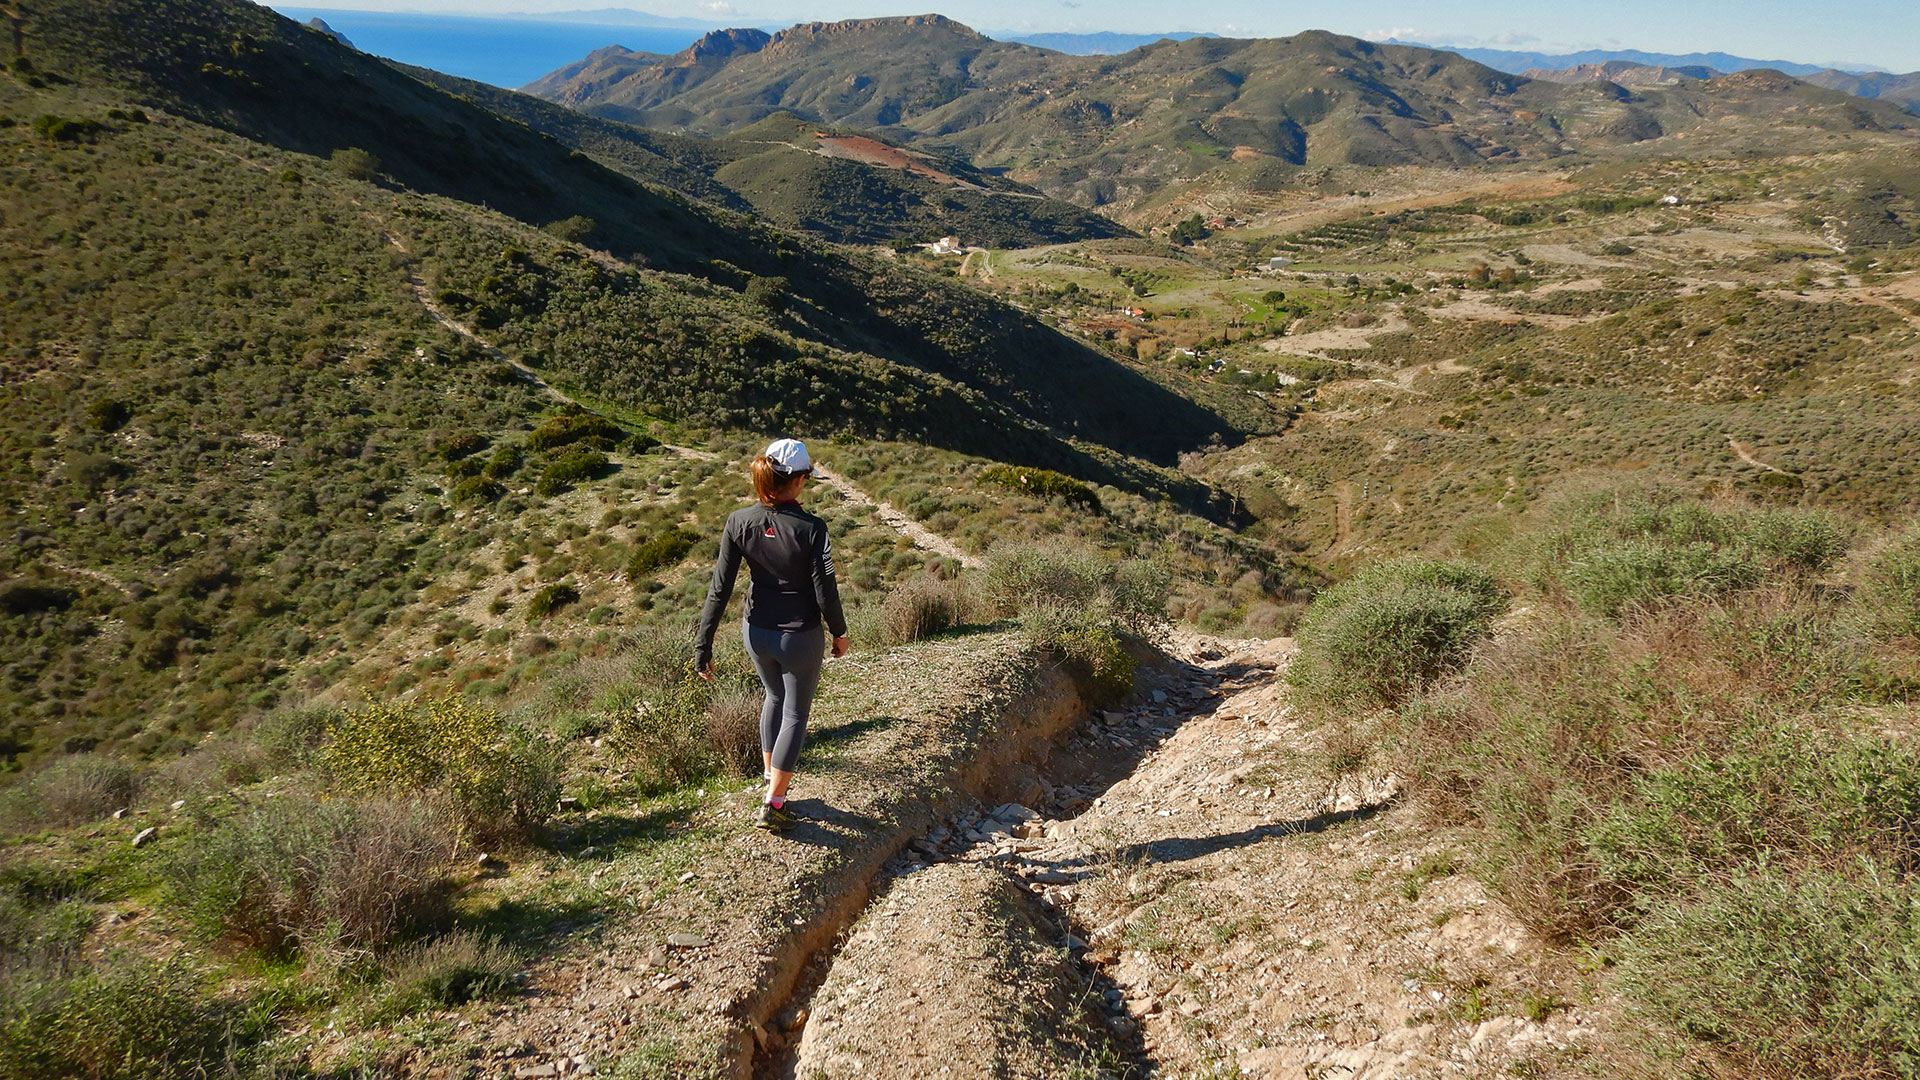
[290,1,1920,72]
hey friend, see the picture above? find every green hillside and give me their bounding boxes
[407,69,1134,248]
[531,19,1918,214]
[0,0,1269,763]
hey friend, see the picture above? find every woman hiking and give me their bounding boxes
[694,438,850,831]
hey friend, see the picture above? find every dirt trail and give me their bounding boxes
[1728,436,1794,476]
[771,631,1623,1079]
[810,465,979,568]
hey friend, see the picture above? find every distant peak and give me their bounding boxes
[683,26,771,63]
[303,17,354,50]
[768,13,984,46]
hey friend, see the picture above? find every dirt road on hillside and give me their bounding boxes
[779,632,1625,1080]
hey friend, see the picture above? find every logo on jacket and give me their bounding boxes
[764,525,778,538]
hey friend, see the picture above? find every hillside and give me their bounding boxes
[0,0,1270,762]
[407,67,1134,247]
[1519,60,1719,86]
[1803,67,1920,113]
[528,18,1917,215]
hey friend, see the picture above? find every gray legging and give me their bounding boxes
[742,622,825,774]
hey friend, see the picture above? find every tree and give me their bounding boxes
[1169,214,1209,246]
[330,147,380,181]
[542,215,597,244]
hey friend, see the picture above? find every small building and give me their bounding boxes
[930,236,963,254]
[1660,194,1682,206]
[1124,306,1147,319]
[1267,256,1293,270]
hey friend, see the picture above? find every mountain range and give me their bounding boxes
[525,17,1916,212]
[1392,42,1871,78]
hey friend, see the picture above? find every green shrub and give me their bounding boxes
[629,528,701,579]
[444,456,485,481]
[527,582,580,621]
[248,704,339,771]
[878,574,959,644]
[1615,863,1920,1076]
[1540,497,1842,617]
[1384,592,1915,940]
[330,146,380,180]
[0,578,76,617]
[1738,508,1848,573]
[703,682,762,778]
[377,930,521,1017]
[482,443,525,479]
[609,682,720,793]
[980,542,1108,618]
[1561,540,1761,617]
[535,450,609,496]
[161,794,455,952]
[978,464,1101,512]
[527,411,623,452]
[1860,525,1920,638]
[1109,558,1174,632]
[1288,558,1505,712]
[0,755,140,831]
[1025,603,1133,706]
[86,399,131,433]
[440,431,488,461]
[743,274,790,312]
[29,114,101,142]
[325,696,562,839]
[542,215,597,244]
[0,952,258,1080]
[1586,736,1920,904]
[451,475,504,504]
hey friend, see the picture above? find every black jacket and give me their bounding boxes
[694,501,847,667]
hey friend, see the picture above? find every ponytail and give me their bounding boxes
[750,455,806,505]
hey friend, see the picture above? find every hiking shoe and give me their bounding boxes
[754,802,795,832]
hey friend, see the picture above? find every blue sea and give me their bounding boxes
[269,7,708,89]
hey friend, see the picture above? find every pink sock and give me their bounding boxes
[767,795,786,809]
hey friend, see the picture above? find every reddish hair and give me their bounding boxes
[750,455,807,505]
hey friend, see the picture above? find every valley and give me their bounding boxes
[1,2,1918,1078]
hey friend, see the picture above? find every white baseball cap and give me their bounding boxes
[764,437,812,474]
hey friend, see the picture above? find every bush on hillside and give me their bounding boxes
[541,215,597,245]
[535,450,609,496]
[628,528,701,579]
[527,582,579,621]
[1538,496,1848,617]
[325,696,561,839]
[982,543,1165,705]
[978,464,1101,513]
[1287,558,1505,713]
[1615,864,1920,1076]
[0,754,140,830]
[979,542,1108,619]
[161,794,455,953]
[1561,541,1762,617]
[526,411,623,452]
[609,682,721,793]
[703,682,762,777]
[1025,603,1133,706]
[0,952,260,1080]
[878,574,961,644]
[377,931,521,1017]
[451,475,504,504]
[438,431,487,461]
[330,146,380,180]
[1859,525,1920,639]
[1383,586,1919,941]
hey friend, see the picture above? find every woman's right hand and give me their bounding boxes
[831,635,850,659]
